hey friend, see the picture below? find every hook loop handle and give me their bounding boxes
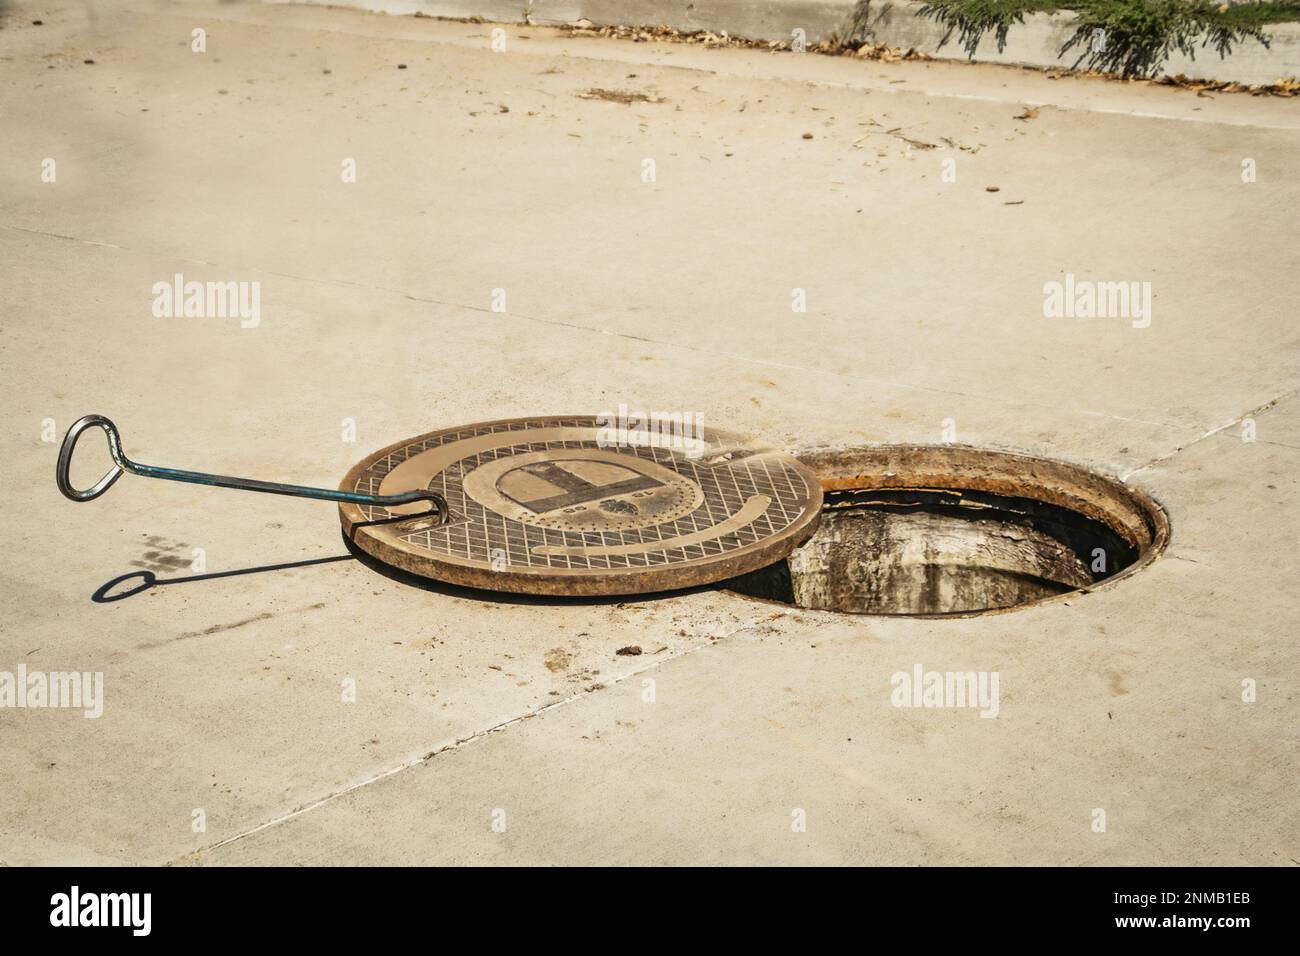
[55,414,450,522]
[56,414,129,502]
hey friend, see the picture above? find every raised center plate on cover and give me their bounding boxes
[338,416,823,595]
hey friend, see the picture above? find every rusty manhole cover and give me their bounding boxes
[339,416,823,595]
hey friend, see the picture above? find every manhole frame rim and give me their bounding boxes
[766,442,1171,619]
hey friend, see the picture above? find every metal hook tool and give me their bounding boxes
[56,414,450,521]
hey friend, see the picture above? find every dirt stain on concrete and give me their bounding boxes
[544,647,573,672]
[134,603,329,651]
[131,535,194,572]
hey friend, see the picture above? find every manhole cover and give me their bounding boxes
[339,416,823,595]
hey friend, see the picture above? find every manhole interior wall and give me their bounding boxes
[726,445,1169,617]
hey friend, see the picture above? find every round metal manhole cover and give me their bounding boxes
[339,416,822,595]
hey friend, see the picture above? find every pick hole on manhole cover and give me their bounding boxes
[726,446,1168,617]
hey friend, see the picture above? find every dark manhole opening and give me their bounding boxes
[726,446,1168,617]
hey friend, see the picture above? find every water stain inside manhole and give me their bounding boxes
[726,446,1168,617]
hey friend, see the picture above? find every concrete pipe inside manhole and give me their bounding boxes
[727,446,1168,617]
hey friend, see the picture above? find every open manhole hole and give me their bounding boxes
[727,446,1168,617]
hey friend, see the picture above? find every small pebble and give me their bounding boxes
[83,59,95,65]
[801,132,813,139]
[397,63,407,70]
[985,185,1000,192]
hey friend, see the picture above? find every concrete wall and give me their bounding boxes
[269,0,1300,85]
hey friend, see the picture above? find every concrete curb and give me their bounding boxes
[271,0,1300,85]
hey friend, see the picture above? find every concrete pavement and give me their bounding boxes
[0,0,1296,865]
